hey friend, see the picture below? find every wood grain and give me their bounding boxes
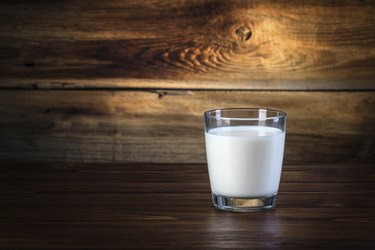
[0,162,373,249]
[0,90,374,163]
[0,0,374,89]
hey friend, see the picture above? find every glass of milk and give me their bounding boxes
[204,108,286,212]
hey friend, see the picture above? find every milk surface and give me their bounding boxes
[205,126,285,197]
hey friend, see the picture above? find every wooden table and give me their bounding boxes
[0,163,374,249]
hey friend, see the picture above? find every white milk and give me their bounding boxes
[205,126,285,198]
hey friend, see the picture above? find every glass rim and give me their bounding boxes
[204,108,287,121]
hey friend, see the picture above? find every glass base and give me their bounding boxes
[212,193,277,212]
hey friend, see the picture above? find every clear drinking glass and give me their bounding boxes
[204,108,286,212]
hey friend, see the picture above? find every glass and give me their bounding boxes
[204,108,286,212]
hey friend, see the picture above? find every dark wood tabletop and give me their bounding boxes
[0,163,374,249]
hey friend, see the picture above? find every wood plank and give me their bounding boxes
[0,90,374,163]
[0,163,373,249]
[0,0,374,89]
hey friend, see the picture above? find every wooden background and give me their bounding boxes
[0,0,374,164]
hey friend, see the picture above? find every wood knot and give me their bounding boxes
[24,61,35,67]
[154,91,168,99]
[235,26,252,42]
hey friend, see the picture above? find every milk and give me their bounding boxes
[205,126,285,198]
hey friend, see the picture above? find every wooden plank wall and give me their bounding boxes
[0,0,374,164]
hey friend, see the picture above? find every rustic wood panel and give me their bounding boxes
[0,90,373,163]
[0,163,373,249]
[0,0,374,89]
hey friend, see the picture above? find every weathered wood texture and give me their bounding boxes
[0,0,374,89]
[0,91,374,163]
[0,0,374,163]
[0,163,374,249]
